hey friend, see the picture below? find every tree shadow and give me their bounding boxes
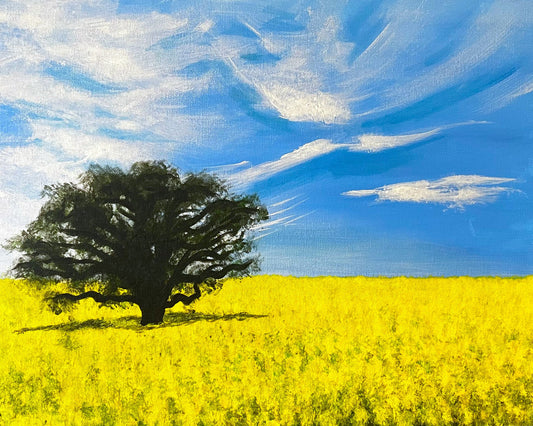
[14,311,268,334]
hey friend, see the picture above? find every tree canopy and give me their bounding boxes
[7,161,268,324]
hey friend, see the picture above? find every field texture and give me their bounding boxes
[1,276,533,425]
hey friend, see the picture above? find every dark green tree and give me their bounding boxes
[7,161,268,325]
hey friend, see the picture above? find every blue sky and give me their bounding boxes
[0,0,532,276]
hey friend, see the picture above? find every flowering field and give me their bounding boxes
[1,275,533,425]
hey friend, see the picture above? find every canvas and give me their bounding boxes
[1,1,533,423]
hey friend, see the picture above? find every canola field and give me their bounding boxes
[1,275,533,425]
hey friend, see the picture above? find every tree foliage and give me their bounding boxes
[7,161,268,324]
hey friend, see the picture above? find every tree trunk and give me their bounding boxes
[139,300,167,325]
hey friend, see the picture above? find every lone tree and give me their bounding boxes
[7,161,268,325]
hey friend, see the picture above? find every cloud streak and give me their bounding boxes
[347,0,532,118]
[342,175,517,209]
[350,121,488,152]
[227,121,487,187]
[249,196,312,240]
[228,139,343,187]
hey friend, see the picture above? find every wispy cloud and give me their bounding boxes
[0,145,83,193]
[0,0,221,146]
[350,121,488,152]
[0,1,187,84]
[228,139,343,188]
[270,196,300,208]
[347,0,531,118]
[206,161,252,174]
[506,79,533,103]
[352,129,443,153]
[31,122,172,165]
[0,189,43,237]
[227,121,486,187]
[257,83,351,124]
[250,196,312,240]
[0,189,44,274]
[270,201,306,218]
[342,175,517,209]
[206,11,353,125]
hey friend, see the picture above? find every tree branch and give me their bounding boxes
[172,200,257,236]
[49,291,136,304]
[42,240,113,262]
[174,247,230,272]
[99,197,136,214]
[177,199,234,229]
[189,206,258,237]
[180,226,240,251]
[176,259,254,284]
[166,243,239,289]
[166,283,201,308]
[13,261,64,279]
[61,228,121,251]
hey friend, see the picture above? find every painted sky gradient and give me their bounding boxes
[0,0,532,276]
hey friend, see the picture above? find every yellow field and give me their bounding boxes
[1,276,533,425]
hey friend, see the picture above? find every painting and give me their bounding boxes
[1,0,532,423]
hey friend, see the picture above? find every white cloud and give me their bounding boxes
[270,196,300,208]
[228,139,344,187]
[351,121,488,152]
[196,19,215,33]
[0,48,202,139]
[0,70,98,119]
[0,0,203,145]
[250,196,312,238]
[249,47,352,124]
[0,145,81,273]
[352,129,441,152]
[508,80,533,101]
[226,121,487,187]
[0,189,42,239]
[0,145,83,194]
[0,1,187,84]
[0,190,44,274]
[206,161,251,174]
[342,175,517,209]
[257,83,351,124]
[207,12,353,125]
[31,122,171,165]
